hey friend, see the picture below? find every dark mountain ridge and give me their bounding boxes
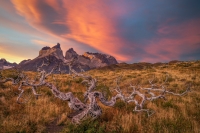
[17,43,118,73]
[0,58,17,70]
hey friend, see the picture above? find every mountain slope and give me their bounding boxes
[0,58,17,70]
[18,43,118,73]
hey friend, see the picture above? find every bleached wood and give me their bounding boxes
[0,58,191,123]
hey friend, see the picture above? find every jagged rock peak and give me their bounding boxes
[52,43,61,49]
[18,43,118,73]
[67,48,76,52]
[41,46,50,50]
[0,58,17,69]
[39,43,64,60]
[19,59,31,65]
[83,52,95,59]
[83,52,118,65]
[0,58,6,62]
[65,48,78,60]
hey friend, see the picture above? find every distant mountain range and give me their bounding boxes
[0,58,17,70]
[3,43,118,73]
[1,43,191,72]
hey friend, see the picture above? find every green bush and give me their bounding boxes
[114,100,126,109]
[1,69,19,79]
[63,120,106,133]
[161,100,179,110]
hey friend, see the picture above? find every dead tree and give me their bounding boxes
[0,58,191,124]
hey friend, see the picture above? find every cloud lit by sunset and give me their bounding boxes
[0,0,200,63]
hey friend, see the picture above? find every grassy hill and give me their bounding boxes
[0,60,200,133]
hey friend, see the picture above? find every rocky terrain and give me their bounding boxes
[0,58,17,70]
[17,43,118,73]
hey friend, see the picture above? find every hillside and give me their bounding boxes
[0,60,200,132]
[18,43,118,73]
[0,58,17,70]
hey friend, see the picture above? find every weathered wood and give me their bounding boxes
[0,58,191,124]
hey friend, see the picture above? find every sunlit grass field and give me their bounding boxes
[0,61,200,133]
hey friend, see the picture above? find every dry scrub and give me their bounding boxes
[0,61,200,133]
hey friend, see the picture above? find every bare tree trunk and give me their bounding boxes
[0,57,191,124]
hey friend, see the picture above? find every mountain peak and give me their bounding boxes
[52,43,61,49]
[67,48,75,52]
[41,46,50,50]
[83,52,118,65]
[18,43,118,73]
[83,52,95,59]
[39,43,64,60]
[65,48,78,60]
[0,58,17,70]
[0,58,6,62]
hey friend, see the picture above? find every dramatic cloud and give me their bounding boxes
[0,0,200,63]
[11,0,133,61]
[143,18,200,62]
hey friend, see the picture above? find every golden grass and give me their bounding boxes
[0,61,200,132]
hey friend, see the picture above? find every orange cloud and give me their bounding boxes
[11,0,131,61]
[12,0,41,23]
[63,1,134,61]
[143,19,200,62]
[31,40,55,47]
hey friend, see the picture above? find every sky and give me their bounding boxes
[0,0,200,63]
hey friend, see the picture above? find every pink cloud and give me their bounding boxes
[143,19,200,62]
[31,40,55,47]
[2,0,199,63]
[10,0,135,62]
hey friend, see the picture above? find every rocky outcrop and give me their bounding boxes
[18,44,65,72]
[38,43,64,60]
[64,45,118,70]
[82,52,118,68]
[18,43,118,73]
[65,48,78,60]
[19,59,31,66]
[0,58,17,70]
[66,51,118,69]
[18,55,68,73]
